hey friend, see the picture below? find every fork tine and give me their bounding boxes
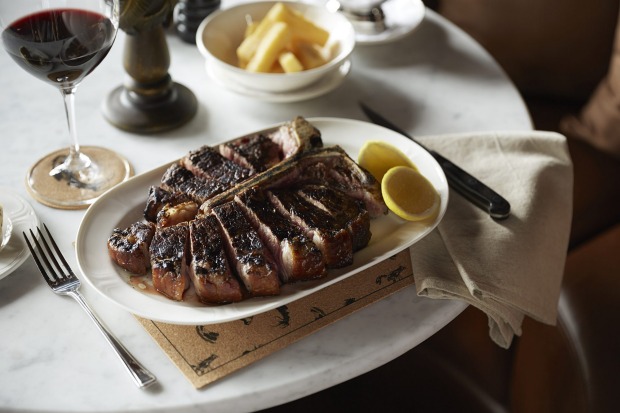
[37,224,73,279]
[23,228,54,285]
[43,224,73,274]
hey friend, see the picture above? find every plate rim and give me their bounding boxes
[76,117,448,324]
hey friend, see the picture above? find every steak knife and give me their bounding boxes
[359,102,511,220]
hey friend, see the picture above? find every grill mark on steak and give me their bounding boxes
[219,133,281,173]
[149,223,190,301]
[161,163,228,204]
[189,216,244,304]
[297,185,371,252]
[183,145,252,187]
[107,221,156,275]
[235,187,327,283]
[268,189,353,268]
[212,201,280,297]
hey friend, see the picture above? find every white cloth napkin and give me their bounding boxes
[409,131,573,348]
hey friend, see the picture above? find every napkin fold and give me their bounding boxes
[410,130,573,348]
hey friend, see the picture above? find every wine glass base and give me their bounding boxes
[25,146,133,210]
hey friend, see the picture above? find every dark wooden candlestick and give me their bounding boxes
[103,0,198,134]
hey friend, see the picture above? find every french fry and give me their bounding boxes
[293,41,327,70]
[236,3,289,63]
[244,21,258,38]
[236,2,331,73]
[246,21,292,73]
[285,7,329,46]
[278,51,304,73]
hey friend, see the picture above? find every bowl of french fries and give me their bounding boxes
[196,1,355,94]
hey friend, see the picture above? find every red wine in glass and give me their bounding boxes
[0,2,131,209]
[2,9,115,88]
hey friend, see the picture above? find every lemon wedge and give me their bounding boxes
[358,140,417,182]
[381,166,440,221]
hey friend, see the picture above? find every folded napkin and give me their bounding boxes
[409,131,573,348]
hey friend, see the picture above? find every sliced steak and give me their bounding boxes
[298,185,371,251]
[143,185,192,223]
[201,146,386,218]
[149,223,190,301]
[182,145,252,187]
[156,201,198,228]
[212,201,280,296]
[107,221,156,275]
[235,187,326,283]
[269,116,323,158]
[161,163,228,204]
[219,133,281,173]
[268,189,353,268]
[189,216,243,304]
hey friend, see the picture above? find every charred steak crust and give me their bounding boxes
[161,163,228,204]
[143,186,193,223]
[107,221,156,275]
[189,216,244,304]
[235,187,327,283]
[200,146,386,218]
[268,189,354,269]
[183,145,252,187]
[212,201,280,297]
[219,133,282,173]
[149,223,190,301]
[297,185,371,252]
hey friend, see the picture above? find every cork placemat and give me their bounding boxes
[136,249,414,389]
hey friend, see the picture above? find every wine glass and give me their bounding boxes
[0,0,132,209]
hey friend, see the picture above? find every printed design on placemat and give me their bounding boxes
[376,264,406,285]
[273,305,290,328]
[191,354,219,375]
[196,326,219,343]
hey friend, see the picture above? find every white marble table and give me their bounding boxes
[0,3,532,412]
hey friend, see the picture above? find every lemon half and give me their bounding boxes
[381,166,440,221]
[358,140,417,182]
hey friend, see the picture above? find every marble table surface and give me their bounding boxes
[0,2,532,412]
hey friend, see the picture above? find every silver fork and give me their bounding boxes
[23,224,157,389]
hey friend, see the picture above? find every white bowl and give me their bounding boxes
[196,1,356,94]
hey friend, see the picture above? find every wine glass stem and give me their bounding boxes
[61,87,81,159]
[50,86,98,181]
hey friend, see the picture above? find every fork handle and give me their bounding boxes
[68,291,157,388]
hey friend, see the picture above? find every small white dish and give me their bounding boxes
[207,59,351,102]
[196,1,355,94]
[353,0,425,45]
[0,188,39,281]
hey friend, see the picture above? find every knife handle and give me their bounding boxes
[430,151,510,220]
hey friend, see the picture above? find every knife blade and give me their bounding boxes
[359,102,510,220]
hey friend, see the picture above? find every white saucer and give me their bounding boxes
[207,59,352,103]
[0,188,39,282]
[354,0,425,45]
